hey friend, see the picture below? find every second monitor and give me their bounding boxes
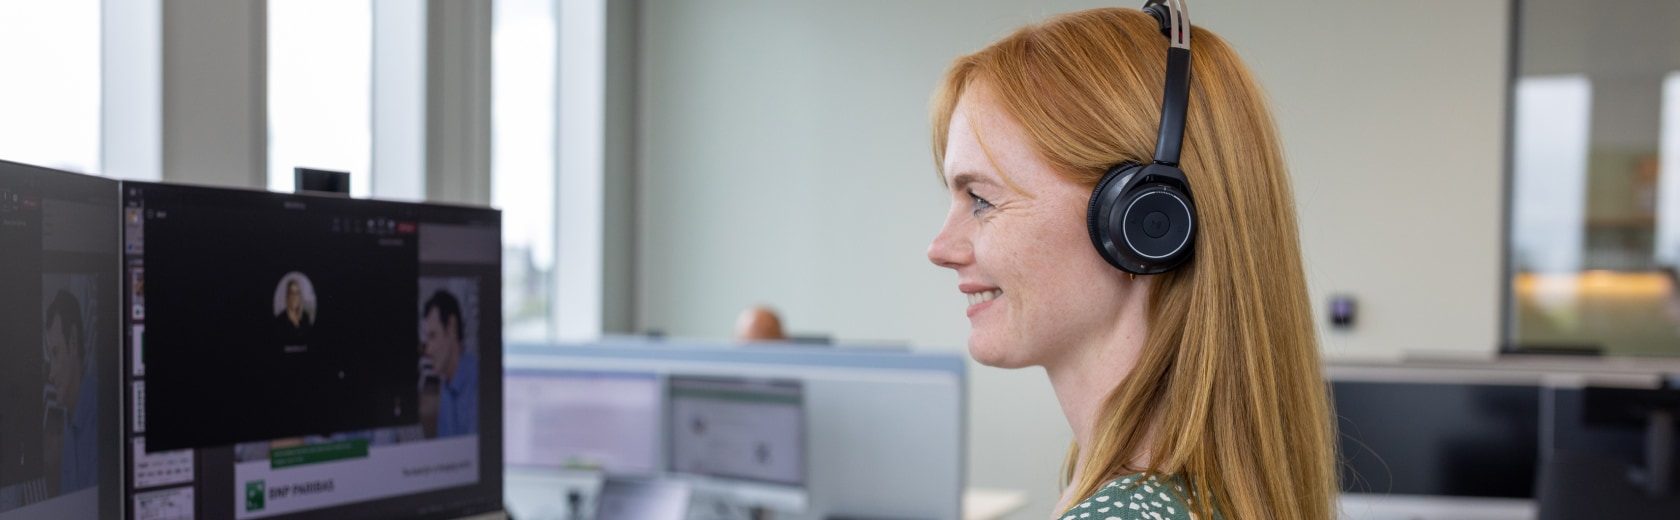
[122,181,504,520]
[666,375,806,513]
[504,370,662,474]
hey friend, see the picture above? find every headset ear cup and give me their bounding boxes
[1088,163,1141,270]
[1089,163,1197,274]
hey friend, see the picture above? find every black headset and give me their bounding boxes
[1086,0,1196,275]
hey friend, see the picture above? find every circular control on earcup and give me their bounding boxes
[1143,211,1170,238]
[1119,188,1193,260]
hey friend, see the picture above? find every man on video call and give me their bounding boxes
[43,289,97,496]
[420,290,476,437]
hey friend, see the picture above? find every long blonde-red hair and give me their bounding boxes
[930,8,1335,519]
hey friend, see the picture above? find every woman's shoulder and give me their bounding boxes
[1058,473,1194,520]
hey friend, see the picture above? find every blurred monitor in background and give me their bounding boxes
[1333,379,1540,499]
[0,159,119,520]
[503,370,661,474]
[666,375,807,514]
[1538,383,1680,519]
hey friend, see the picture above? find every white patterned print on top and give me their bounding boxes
[1057,473,1193,520]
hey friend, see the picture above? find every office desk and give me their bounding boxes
[1338,494,1535,520]
[964,488,1028,520]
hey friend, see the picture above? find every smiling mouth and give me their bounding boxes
[966,289,1002,306]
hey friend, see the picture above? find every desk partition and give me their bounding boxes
[504,339,966,520]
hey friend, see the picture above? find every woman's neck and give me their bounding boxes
[1046,315,1148,516]
[1045,279,1152,484]
[1046,326,1145,459]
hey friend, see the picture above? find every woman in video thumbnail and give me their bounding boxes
[272,273,316,347]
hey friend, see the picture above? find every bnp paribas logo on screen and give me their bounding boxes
[245,480,266,512]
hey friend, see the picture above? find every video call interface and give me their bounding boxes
[0,160,119,520]
[123,182,502,520]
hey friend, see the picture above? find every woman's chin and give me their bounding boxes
[967,337,1033,369]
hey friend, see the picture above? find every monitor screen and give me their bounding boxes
[121,182,502,519]
[1333,380,1540,498]
[0,160,120,520]
[666,376,804,487]
[504,371,661,474]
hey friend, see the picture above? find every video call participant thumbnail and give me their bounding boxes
[272,273,315,349]
[420,288,476,438]
[42,288,97,497]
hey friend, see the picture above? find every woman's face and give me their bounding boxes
[928,82,1134,368]
[287,282,302,313]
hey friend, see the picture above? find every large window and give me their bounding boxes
[1506,0,1680,356]
[4,1,574,342]
[268,0,373,196]
[0,1,101,174]
[493,0,559,342]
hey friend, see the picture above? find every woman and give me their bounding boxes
[925,4,1335,519]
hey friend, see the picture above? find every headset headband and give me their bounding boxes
[1143,0,1192,166]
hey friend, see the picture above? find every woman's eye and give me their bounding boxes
[968,190,994,216]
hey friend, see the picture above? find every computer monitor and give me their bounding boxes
[1332,380,1541,498]
[665,375,806,513]
[120,181,502,519]
[1538,384,1680,518]
[504,370,662,474]
[0,160,121,520]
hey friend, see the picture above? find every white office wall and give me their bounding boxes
[634,0,1509,516]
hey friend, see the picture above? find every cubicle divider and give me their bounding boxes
[503,339,967,520]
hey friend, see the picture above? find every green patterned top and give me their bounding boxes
[1057,473,1195,520]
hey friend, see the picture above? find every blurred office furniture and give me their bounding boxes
[595,477,691,520]
[1329,357,1680,520]
[961,489,1027,520]
[1332,364,1541,520]
[1537,380,1680,519]
[504,339,966,520]
[502,468,598,520]
[784,335,834,346]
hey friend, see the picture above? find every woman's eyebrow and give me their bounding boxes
[948,171,992,192]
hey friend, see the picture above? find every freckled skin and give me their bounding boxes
[927,81,1139,370]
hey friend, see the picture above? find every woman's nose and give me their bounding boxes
[927,219,972,269]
